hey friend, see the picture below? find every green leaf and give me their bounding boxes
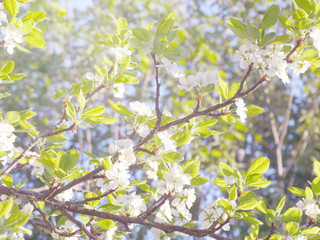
[301,48,319,61]
[24,35,46,48]
[191,175,210,186]
[1,61,14,74]
[247,157,270,175]
[22,11,47,23]
[182,158,200,178]
[286,222,299,234]
[96,219,115,230]
[133,27,152,41]
[221,115,235,123]
[282,208,302,223]
[228,82,240,99]
[162,152,184,163]
[276,196,286,214]
[109,101,134,117]
[101,157,112,170]
[172,130,191,147]
[305,186,314,199]
[84,192,100,207]
[293,9,308,20]
[288,187,305,197]
[246,105,265,115]
[83,106,105,117]
[236,199,260,211]
[21,19,35,35]
[294,0,311,14]
[0,198,13,219]
[85,116,118,125]
[157,13,175,34]
[229,185,237,201]
[2,175,13,187]
[279,15,294,28]
[258,4,280,29]
[196,120,218,128]
[301,226,320,235]
[272,35,291,45]
[3,212,29,230]
[314,160,320,177]
[78,89,86,114]
[59,149,79,171]
[311,177,320,196]
[246,25,260,40]
[113,74,138,84]
[65,101,77,121]
[218,162,233,176]
[5,111,20,123]
[227,17,248,38]
[4,0,19,17]
[218,199,232,210]
[260,32,277,48]
[15,43,31,53]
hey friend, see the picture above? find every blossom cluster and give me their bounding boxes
[199,197,236,231]
[97,139,136,192]
[0,4,23,54]
[160,58,219,92]
[296,197,320,219]
[0,120,21,165]
[234,43,310,84]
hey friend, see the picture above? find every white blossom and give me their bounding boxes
[296,198,320,218]
[288,60,311,76]
[151,227,170,240]
[85,72,103,85]
[1,23,23,54]
[56,188,73,201]
[235,99,247,123]
[29,159,45,177]
[147,160,159,180]
[310,27,320,55]
[0,120,19,165]
[199,198,236,230]
[113,83,125,98]
[224,175,236,185]
[157,131,177,153]
[177,75,197,92]
[161,58,185,78]
[126,124,150,137]
[156,164,191,194]
[22,202,34,214]
[117,193,147,217]
[130,101,153,116]
[106,227,117,240]
[109,45,131,59]
[155,200,173,223]
[12,231,24,240]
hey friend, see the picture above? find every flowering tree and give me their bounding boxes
[1,0,320,239]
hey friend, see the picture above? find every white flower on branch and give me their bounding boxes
[21,203,34,214]
[117,192,147,217]
[1,23,23,55]
[157,131,177,153]
[235,98,247,123]
[310,27,320,55]
[146,159,159,180]
[156,164,191,194]
[126,123,150,137]
[224,175,236,185]
[109,45,132,60]
[199,198,236,230]
[85,72,103,85]
[161,58,185,78]
[155,200,173,223]
[151,227,170,240]
[296,198,320,219]
[12,231,24,240]
[56,188,74,201]
[130,101,153,116]
[288,60,311,76]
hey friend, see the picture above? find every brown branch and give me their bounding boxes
[264,222,276,240]
[137,194,171,220]
[63,189,116,205]
[59,207,100,240]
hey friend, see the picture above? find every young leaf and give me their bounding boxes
[282,208,302,223]
[133,27,152,41]
[247,157,270,175]
[246,105,265,115]
[4,0,19,17]
[109,101,134,117]
[258,4,280,29]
